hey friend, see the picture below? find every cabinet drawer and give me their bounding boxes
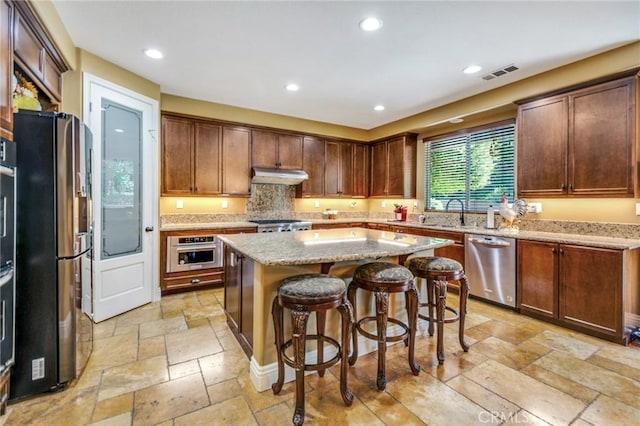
[163,270,224,291]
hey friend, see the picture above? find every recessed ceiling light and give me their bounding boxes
[144,48,163,59]
[463,65,482,74]
[359,17,383,32]
[374,105,385,111]
[285,83,299,92]
[449,118,464,124]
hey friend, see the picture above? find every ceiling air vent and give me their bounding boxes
[482,64,519,81]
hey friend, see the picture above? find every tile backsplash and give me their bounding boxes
[245,184,295,219]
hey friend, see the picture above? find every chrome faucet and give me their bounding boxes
[445,198,465,226]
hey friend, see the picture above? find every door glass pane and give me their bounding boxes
[101,99,142,259]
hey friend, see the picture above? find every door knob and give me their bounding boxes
[145,226,154,232]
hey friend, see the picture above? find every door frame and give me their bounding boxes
[82,72,161,319]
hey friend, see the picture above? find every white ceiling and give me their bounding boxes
[51,1,639,130]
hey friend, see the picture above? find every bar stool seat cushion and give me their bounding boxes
[278,274,346,302]
[406,256,463,273]
[354,262,413,283]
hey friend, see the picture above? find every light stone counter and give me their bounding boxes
[217,227,452,265]
[160,221,257,232]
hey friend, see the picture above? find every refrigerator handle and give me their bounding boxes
[1,300,5,342]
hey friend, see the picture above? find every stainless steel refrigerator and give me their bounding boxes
[10,110,93,400]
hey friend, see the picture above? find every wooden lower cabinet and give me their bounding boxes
[312,222,363,229]
[224,245,254,356]
[518,240,629,343]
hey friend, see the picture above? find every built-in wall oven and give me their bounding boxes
[166,235,223,273]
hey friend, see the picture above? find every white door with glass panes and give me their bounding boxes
[83,73,159,322]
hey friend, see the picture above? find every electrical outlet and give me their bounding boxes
[381,201,386,208]
[314,200,320,208]
[526,202,542,213]
[413,201,418,208]
[636,203,640,216]
[222,200,228,209]
[176,199,183,209]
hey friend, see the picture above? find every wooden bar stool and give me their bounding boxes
[405,256,470,365]
[271,273,354,425]
[347,261,420,391]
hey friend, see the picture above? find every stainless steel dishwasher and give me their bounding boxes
[464,234,516,308]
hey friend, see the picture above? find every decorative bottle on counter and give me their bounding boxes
[486,205,495,229]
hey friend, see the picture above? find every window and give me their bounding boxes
[424,120,515,212]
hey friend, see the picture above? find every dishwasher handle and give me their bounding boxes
[467,237,512,247]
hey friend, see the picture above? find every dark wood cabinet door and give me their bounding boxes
[353,143,369,197]
[517,240,558,319]
[517,97,568,196]
[386,138,406,197]
[324,141,340,196]
[301,136,325,196]
[339,143,354,196]
[559,245,622,336]
[277,134,303,169]
[161,116,193,195]
[222,126,251,195]
[0,0,12,139]
[569,78,635,196]
[224,247,241,329]
[370,142,387,197]
[193,122,222,195]
[251,130,278,168]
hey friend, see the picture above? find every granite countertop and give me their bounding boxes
[161,218,640,250]
[216,228,453,265]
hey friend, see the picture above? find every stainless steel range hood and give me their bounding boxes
[251,167,308,185]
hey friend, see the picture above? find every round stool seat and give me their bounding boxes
[278,274,346,306]
[354,262,414,283]
[406,256,463,274]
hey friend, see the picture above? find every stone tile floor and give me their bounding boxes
[1,287,639,425]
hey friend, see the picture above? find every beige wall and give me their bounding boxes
[33,1,640,225]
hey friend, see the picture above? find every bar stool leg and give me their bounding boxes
[291,309,310,426]
[426,277,435,337]
[458,275,470,352]
[406,286,421,375]
[337,298,355,406]
[434,277,447,365]
[347,282,358,366]
[374,289,389,391]
[316,310,326,377]
[271,297,285,394]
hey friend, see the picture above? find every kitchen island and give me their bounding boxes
[217,227,453,391]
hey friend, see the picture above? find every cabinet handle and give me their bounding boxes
[559,248,564,255]
[568,184,573,191]
[191,278,200,284]
[551,247,556,253]
[561,184,566,190]
[1,300,5,342]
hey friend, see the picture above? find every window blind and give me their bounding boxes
[425,123,515,211]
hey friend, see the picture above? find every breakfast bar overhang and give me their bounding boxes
[217,228,453,391]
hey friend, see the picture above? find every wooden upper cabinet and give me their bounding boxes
[251,130,302,169]
[162,116,193,195]
[161,115,222,195]
[353,143,369,198]
[517,74,637,197]
[194,123,222,194]
[0,0,12,139]
[12,3,64,103]
[299,136,325,197]
[370,134,417,198]
[569,78,635,196]
[325,141,356,197]
[517,97,568,196]
[222,126,251,196]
